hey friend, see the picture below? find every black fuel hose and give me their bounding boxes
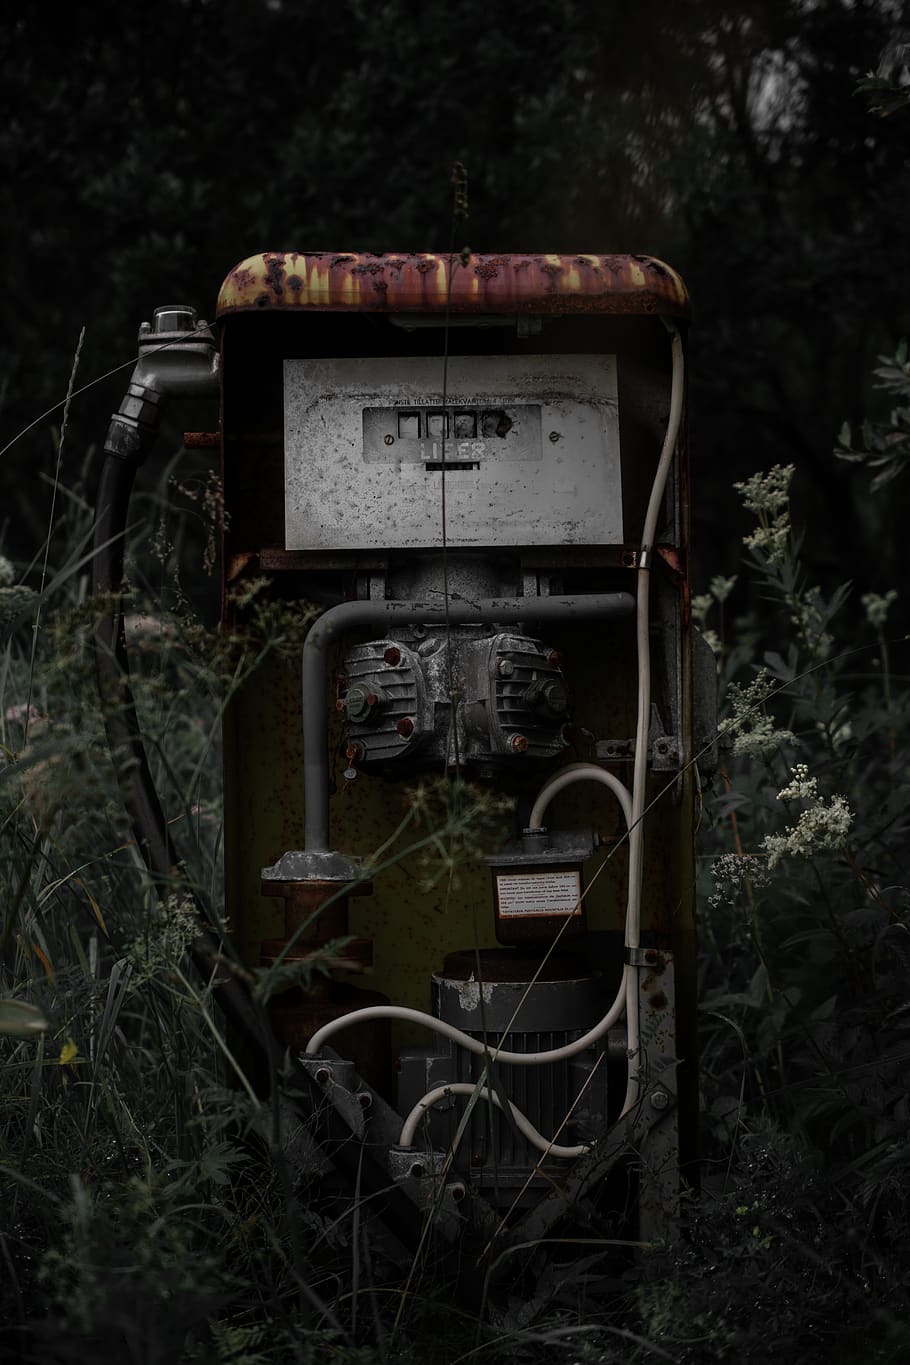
[92,451,282,1059]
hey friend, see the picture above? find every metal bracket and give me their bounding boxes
[387,1147,469,1240]
[492,949,683,1263]
[625,945,664,968]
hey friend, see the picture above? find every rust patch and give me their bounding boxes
[183,431,220,448]
[264,253,286,297]
[228,266,256,292]
[474,262,498,280]
[656,547,686,581]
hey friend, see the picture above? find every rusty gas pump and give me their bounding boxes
[95,251,714,1268]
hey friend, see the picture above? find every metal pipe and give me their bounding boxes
[302,592,635,853]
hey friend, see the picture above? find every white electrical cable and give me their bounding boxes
[305,973,629,1065]
[399,1082,588,1159]
[528,761,633,833]
[621,327,685,1113]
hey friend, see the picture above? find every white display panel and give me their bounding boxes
[284,354,621,550]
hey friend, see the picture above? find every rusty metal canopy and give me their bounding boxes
[216,252,689,319]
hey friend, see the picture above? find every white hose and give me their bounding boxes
[399,1082,588,1159]
[621,327,685,1112]
[305,971,629,1065]
[528,761,633,833]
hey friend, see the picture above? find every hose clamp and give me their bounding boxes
[625,946,662,968]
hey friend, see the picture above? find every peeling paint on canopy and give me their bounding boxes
[216,252,689,319]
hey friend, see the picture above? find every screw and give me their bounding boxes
[384,434,395,446]
[397,717,415,739]
[356,1092,372,1109]
[548,431,560,443]
[383,645,401,665]
[315,1068,331,1086]
[650,1089,670,1111]
[510,734,529,753]
[497,659,515,677]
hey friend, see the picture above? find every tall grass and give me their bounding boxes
[1,422,908,1363]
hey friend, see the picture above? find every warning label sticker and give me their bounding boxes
[496,871,582,918]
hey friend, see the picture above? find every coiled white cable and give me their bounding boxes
[399,1082,588,1159]
[305,975,629,1066]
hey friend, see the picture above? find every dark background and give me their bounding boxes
[1,0,907,600]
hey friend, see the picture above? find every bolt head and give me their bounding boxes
[650,1089,670,1111]
[384,434,395,446]
[497,658,515,677]
[510,733,529,753]
[383,645,401,666]
[397,717,415,739]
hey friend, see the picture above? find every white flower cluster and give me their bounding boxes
[726,670,797,760]
[787,584,833,660]
[0,555,14,587]
[692,576,738,658]
[733,464,794,567]
[761,764,853,869]
[708,852,770,908]
[126,894,200,984]
[709,574,738,604]
[691,593,713,628]
[861,589,898,630]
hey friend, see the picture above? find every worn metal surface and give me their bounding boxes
[284,354,621,551]
[341,628,569,775]
[217,252,690,319]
